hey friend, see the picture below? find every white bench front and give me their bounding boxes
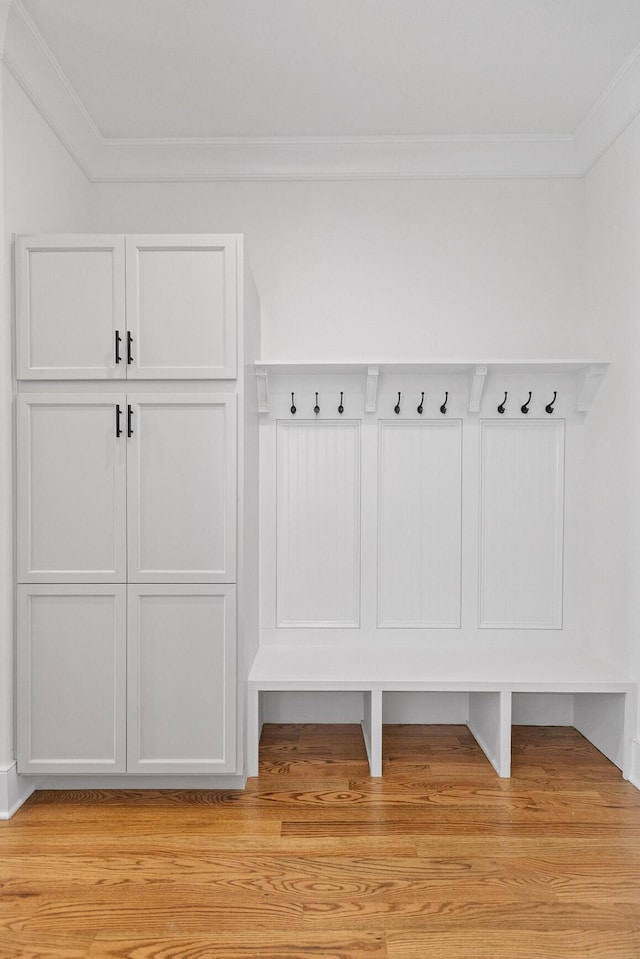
[247,645,637,778]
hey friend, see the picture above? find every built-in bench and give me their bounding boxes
[247,646,637,778]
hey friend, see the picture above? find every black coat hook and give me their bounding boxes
[290,392,296,415]
[521,392,532,415]
[545,391,557,414]
[394,392,401,415]
[497,392,507,415]
[314,392,320,415]
[338,392,344,414]
[440,392,448,415]
[417,392,424,415]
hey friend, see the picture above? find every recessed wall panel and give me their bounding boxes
[480,420,564,628]
[277,421,360,626]
[378,420,462,627]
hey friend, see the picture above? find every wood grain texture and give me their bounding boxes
[1,724,640,958]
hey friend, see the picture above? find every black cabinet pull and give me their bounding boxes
[127,404,134,437]
[127,332,134,365]
[115,404,122,437]
[115,330,122,364]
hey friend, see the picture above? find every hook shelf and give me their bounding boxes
[254,361,609,415]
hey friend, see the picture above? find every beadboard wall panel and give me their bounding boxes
[479,419,565,628]
[378,420,462,627]
[276,420,361,627]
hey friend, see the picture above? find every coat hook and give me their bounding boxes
[290,392,296,415]
[338,392,344,415]
[314,392,320,415]
[440,391,448,415]
[545,391,557,414]
[497,392,507,415]
[417,392,424,415]
[521,391,532,415]
[394,392,401,415]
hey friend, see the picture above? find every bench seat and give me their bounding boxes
[247,645,637,779]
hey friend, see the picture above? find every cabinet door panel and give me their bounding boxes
[17,585,127,774]
[16,235,126,380]
[126,236,237,379]
[127,394,236,583]
[17,395,127,583]
[127,585,236,774]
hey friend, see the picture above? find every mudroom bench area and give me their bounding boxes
[248,360,637,784]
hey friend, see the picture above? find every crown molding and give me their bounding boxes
[574,42,640,174]
[1,0,640,183]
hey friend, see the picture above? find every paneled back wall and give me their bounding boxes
[259,365,590,722]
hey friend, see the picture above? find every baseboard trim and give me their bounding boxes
[32,774,247,790]
[630,739,640,791]
[0,762,37,819]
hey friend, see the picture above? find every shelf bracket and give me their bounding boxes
[365,366,379,412]
[577,364,607,413]
[256,366,269,414]
[468,365,488,413]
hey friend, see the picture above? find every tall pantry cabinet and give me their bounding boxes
[15,234,261,781]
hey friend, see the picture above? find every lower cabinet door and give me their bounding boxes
[17,585,127,774]
[127,584,237,774]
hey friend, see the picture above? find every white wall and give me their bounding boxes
[583,111,640,708]
[0,70,91,765]
[90,178,586,361]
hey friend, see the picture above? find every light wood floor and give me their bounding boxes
[1,724,640,958]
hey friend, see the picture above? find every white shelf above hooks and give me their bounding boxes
[254,360,609,415]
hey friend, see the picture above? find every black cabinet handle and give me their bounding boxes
[115,404,122,437]
[127,332,134,365]
[115,330,122,364]
[127,404,133,437]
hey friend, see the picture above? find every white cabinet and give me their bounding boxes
[16,236,126,381]
[15,231,261,782]
[17,585,127,774]
[17,393,236,585]
[127,394,236,583]
[126,236,237,379]
[127,585,236,774]
[16,234,237,380]
[17,584,235,776]
[17,394,128,583]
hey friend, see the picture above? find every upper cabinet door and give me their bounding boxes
[17,394,128,583]
[127,393,236,583]
[16,235,126,380]
[125,235,237,379]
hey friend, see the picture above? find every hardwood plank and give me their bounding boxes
[0,932,94,959]
[415,835,640,857]
[387,930,640,958]
[87,932,388,958]
[299,897,640,931]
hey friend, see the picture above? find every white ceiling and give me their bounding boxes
[18,0,640,141]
